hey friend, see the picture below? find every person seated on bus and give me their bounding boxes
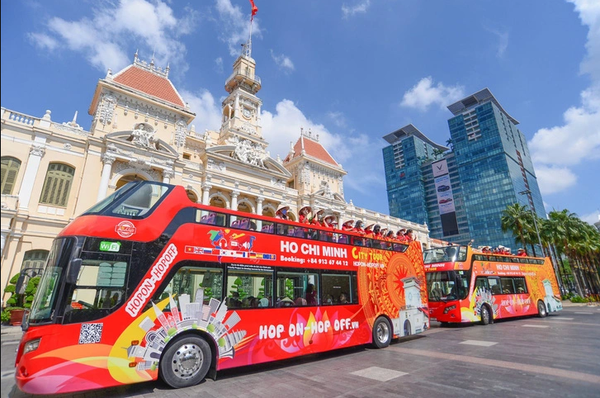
[517,248,528,257]
[405,229,415,242]
[339,293,349,304]
[445,243,458,260]
[299,207,311,224]
[482,246,492,254]
[228,292,242,308]
[396,229,407,242]
[305,283,317,305]
[258,297,270,307]
[352,220,365,234]
[517,287,525,294]
[294,297,307,306]
[373,225,383,239]
[491,284,501,295]
[385,230,395,241]
[324,294,334,305]
[430,283,443,300]
[277,297,294,307]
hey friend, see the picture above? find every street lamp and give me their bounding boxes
[518,190,543,253]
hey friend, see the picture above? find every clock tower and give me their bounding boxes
[218,38,267,158]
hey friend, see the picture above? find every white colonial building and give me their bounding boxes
[1,43,430,305]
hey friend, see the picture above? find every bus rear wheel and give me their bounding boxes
[160,335,211,389]
[480,305,492,325]
[372,317,392,348]
[537,300,548,318]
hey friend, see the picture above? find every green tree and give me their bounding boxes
[501,203,530,251]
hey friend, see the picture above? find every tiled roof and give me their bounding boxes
[112,65,185,107]
[284,135,339,167]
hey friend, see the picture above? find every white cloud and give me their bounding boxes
[29,0,197,74]
[261,100,385,198]
[215,0,262,57]
[580,209,600,225]
[400,77,465,111]
[180,88,222,136]
[270,50,295,72]
[534,165,578,195]
[327,111,347,128]
[342,0,371,19]
[26,32,59,51]
[530,0,600,195]
[214,57,224,74]
[484,26,509,58]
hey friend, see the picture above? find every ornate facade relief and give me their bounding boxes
[231,137,269,168]
[97,94,116,124]
[30,143,46,157]
[174,120,188,148]
[207,159,227,172]
[130,123,157,149]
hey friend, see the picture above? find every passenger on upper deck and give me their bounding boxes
[353,220,365,235]
[299,206,311,224]
[517,248,528,257]
[405,229,415,242]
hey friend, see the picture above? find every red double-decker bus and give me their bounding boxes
[423,245,562,325]
[15,181,428,394]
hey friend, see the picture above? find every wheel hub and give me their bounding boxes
[172,344,203,378]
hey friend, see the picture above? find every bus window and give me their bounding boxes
[226,265,274,308]
[475,276,489,292]
[276,271,319,307]
[514,277,528,294]
[489,277,501,295]
[156,264,223,308]
[261,220,275,233]
[500,277,515,294]
[322,272,356,304]
[63,257,129,324]
[111,183,169,217]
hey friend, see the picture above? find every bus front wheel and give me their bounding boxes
[537,300,548,318]
[160,335,212,389]
[372,317,392,348]
[481,305,492,325]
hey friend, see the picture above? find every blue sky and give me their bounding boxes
[2,0,599,226]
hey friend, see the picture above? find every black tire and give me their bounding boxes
[160,335,212,389]
[537,300,548,318]
[480,305,491,325]
[403,320,411,336]
[372,317,392,348]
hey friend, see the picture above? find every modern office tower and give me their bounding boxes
[383,88,545,250]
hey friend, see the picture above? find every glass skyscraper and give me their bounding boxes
[383,88,545,250]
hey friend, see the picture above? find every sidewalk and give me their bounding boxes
[560,300,599,307]
[1,324,24,341]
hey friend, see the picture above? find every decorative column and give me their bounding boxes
[234,94,240,117]
[202,184,212,205]
[256,197,264,216]
[19,140,46,210]
[231,191,239,211]
[97,153,116,201]
[162,169,175,184]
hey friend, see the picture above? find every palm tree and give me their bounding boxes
[501,203,530,251]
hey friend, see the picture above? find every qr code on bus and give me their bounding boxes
[79,323,103,344]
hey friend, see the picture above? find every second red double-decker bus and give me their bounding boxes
[15,181,428,395]
[423,245,562,325]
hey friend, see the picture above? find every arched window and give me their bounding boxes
[210,196,226,208]
[238,202,252,213]
[1,156,21,195]
[39,163,75,207]
[186,190,198,203]
[21,249,49,274]
[116,174,146,190]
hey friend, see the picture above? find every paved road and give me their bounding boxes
[2,304,599,398]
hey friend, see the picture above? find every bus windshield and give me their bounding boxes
[28,238,77,324]
[423,245,468,264]
[83,181,172,218]
[426,270,470,302]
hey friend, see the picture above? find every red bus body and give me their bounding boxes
[423,246,562,324]
[14,182,428,394]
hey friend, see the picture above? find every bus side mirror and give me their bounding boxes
[67,258,82,284]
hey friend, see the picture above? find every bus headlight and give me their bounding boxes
[443,305,456,314]
[23,338,41,354]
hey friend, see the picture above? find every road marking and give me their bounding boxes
[389,347,600,384]
[547,317,574,320]
[351,366,408,381]
[459,340,497,347]
[522,324,549,328]
[2,341,20,346]
[574,312,594,315]
[1,371,15,380]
